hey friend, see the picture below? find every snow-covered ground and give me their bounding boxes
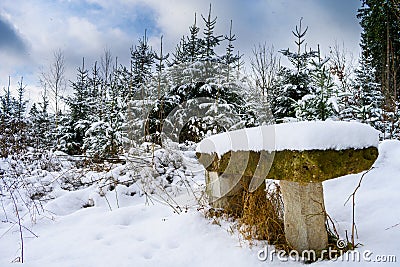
[1,140,400,266]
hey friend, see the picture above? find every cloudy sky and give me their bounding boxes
[0,0,362,102]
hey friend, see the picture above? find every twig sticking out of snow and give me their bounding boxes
[344,167,375,249]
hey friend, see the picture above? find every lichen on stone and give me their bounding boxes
[198,147,378,183]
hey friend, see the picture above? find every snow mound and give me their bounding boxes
[196,121,380,156]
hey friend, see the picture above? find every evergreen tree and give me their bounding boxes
[169,7,228,87]
[130,31,155,100]
[16,77,28,124]
[0,79,13,157]
[154,36,170,98]
[145,7,267,144]
[29,88,54,150]
[1,77,12,124]
[149,36,171,140]
[221,20,240,83]
[187,14,202,63]
[0,77,30,156]
[147,80,249,143]
[172,36,189,65]
[88,62,102,115]
[59,59,90,154]
[295,46,338,121]
[273,18,318,121]
[351,53,384,127]
[106,70,128,156]
[201,4,223,62]
[85,65,128,158]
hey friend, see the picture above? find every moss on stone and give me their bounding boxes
[197,147,378,183]
[266,147,378,183]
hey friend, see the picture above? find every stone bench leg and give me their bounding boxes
[280,180,328,252]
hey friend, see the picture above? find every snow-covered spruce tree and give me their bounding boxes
[349,53,384,129]
[200,3,224,81]
[146,7,258,144]
[336,73,357,123]
[294,46,338,121]
[187,13,202,63]
[152,80,250,144]
[129,30,155,101]
[14,78,30,151]
[15,78,28,125]
[272,18,318,121]
[29,103,42,149]
[201,4,223,63]
[82,61,107,157]
[88,62,102,117]
[0,78,12,157]
[221,20,241,83]
[169,13,204,87]
[153,36,170,99]
[84,65,128,158]
[0,77,30,157]
[122,32,156,147]
[29,87,55,150]
[144,36,171,143]
[59,59,91,154]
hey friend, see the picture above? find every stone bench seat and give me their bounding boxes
[198,147,378,183]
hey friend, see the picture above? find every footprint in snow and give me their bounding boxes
[136,236,145,242]
[142,251,153,260]
[167,240,179,249]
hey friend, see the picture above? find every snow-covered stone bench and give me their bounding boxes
[196,121,379,252]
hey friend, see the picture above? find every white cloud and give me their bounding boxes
[67,17,102,55]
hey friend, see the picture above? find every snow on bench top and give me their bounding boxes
[196,120,380,157]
